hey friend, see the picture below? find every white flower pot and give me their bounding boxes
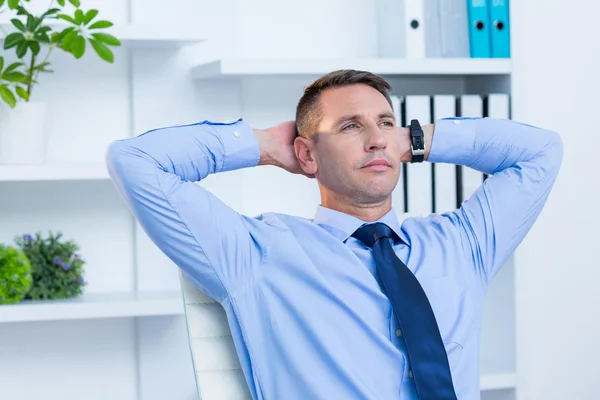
[0,102,49,165]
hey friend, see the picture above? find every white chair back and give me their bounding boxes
[179,270,252,399]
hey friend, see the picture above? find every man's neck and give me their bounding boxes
[320,198,392,223]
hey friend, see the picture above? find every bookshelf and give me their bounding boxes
[0,23,207,48]
[0,163,109,182]
[0,291,183,323]
[192,58,511,80]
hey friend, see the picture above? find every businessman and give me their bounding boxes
[106,70,562,400]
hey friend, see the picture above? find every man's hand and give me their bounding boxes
[254,121,315,178]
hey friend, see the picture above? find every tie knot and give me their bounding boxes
[352,222,394,248]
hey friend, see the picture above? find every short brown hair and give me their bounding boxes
[295,69,393,139]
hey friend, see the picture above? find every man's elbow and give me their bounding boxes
[540,129,564,179]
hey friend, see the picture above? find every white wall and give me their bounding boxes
[511,1,600,399]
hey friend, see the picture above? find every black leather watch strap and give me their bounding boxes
[409,119,425,163]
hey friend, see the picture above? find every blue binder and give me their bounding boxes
[489,0,510,57]
[467,0,491,58]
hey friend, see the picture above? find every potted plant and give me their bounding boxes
[0,243,32,304]
[14,232,86,300]
[0,0,120,164]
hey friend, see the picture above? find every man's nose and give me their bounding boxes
[366,125,388,150]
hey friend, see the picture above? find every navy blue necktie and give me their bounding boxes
[352,222,457,400]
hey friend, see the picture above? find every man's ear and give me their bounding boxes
[294,136,318,176]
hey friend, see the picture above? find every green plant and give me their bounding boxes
[14,232,86,300]
[0,243,32,304]
[0,0,120,108]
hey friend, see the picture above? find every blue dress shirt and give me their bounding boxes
[106,117,563,400]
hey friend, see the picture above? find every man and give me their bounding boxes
[106,70,563,400]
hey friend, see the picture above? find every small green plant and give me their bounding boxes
[0,0,120,108]
[0,243,32,304]
[14,231,86,300]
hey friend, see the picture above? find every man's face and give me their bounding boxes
[309,84,411,204]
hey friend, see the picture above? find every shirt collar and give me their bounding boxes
[312,205,411,246]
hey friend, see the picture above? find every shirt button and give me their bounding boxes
[408,370,413,378]
[233,131,241,138]
[453,120,460,125]
[395,329,402,337]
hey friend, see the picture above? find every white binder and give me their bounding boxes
[460,95,485,203]
[405,0,427,58]
[404,95,433,216]
[376,0,441,58]
[390,95,405,213]
[488,93,510,119]
[432,95,458,213]
[377,0,406,57]
[439,0,470,57]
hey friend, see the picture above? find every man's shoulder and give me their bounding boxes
[248,211,315,229]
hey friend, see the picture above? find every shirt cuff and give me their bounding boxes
[427,117,478,166]
[212,118,261,172]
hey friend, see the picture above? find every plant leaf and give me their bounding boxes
[35,33,51,44]
[37,26,52,34]
[2,72,26,82]
[31,16,43,31]
[0,56,3,72]
[10,18,26,32]
[72,34,85,58]
[91,32,120,46]
[28,41,40,55]
[83,9,98,25]
[88,20,112,29]
[7,0,19,10]
[41,8,61,18]
[0,0,5,9]
[4,62,24,74]
[57,0,65,6]
[0,84,17,108]
[62,30,77,49]
[57,14,77,25]
[89,38,113,63]
[16,40,27,58]
[3,32,24,49]
[15,86,29,101]
[69,0,80,7]
[74,9,84,25]
[52,26,74,44]
[25,14,34,31]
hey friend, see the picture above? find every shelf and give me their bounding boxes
[480,360,516,391]
[192,58,512,80]
[0,163,109,182]
[0,23,207,48]
[0,291,183,322]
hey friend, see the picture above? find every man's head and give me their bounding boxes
[294,70,411,208]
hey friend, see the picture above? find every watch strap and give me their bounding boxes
[409,119,425,163]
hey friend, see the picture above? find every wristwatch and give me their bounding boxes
[409,119,425,163]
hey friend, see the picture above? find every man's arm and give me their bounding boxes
[105,118,284,302]
[425,117,563,286]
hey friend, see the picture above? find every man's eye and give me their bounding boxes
[342,123,358,130]
[381,121,394,127]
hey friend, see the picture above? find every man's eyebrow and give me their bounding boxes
[333,112,396,128]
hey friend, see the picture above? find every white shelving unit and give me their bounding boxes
[192,58,511,79]
[0,291,183,322]
[0,23,207,48]
[0,163,109,182]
